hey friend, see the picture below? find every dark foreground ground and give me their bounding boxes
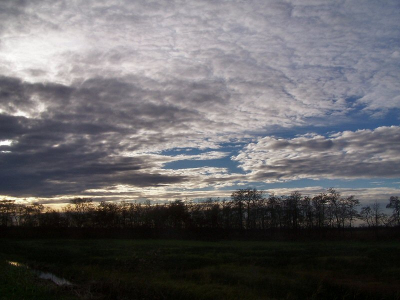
[1,238,399,300]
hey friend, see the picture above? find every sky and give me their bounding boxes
[0,0,399,207]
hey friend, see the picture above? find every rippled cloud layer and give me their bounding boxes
[0,0,399,204]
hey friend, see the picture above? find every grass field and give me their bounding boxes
[1,238,399,300]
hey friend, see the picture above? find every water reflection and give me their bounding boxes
[37,271,72,286]
[7,261,24,267]
[7,260,72,286]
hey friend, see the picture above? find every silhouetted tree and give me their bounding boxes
[221,200,234,229]
[2,190,398,239]
[22,203,44,227]
[266,194,282,229]
[0,200,16,227]
[360,201,387,227]
[386,196,400,226]
[168,200,188,229]
[345,196,360,228]
[311,193,326,229]
[64,198,94,227]
[39,207,66,228]
[95,201,120,228]
[283,192,302,229]
[299,196,313,228]
[325,188,343,228]
[231,189,245,229]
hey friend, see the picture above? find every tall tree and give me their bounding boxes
[65,198,94,228]
[231,189,245,229]
[386,196,400,226]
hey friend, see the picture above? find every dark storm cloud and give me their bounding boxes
[0,75,73,119]
[0,134,188,197]
[0,72,239,198]
[0,75,204,196]
[0,74,211,136]
[0,114,26,139]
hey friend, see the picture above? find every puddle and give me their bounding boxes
[7,260,72,286]
[37,271,72,286]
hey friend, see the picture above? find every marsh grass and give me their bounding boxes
[0,254,78,300]
[1,239,399,299]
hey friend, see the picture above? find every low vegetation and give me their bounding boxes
[0,253,78,300]
[1,239,399,299]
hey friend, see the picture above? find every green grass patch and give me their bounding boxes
[0,255,78,300]
[1,239,399,299]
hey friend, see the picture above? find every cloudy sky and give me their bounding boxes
[1,0,399,206]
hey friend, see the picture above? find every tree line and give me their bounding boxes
[1,189,399,230]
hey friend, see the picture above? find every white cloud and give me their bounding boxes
[0,140,13,146]
[1,0,399,136]
[234,126,400,181]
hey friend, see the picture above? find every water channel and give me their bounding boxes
[7,260,72,286]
